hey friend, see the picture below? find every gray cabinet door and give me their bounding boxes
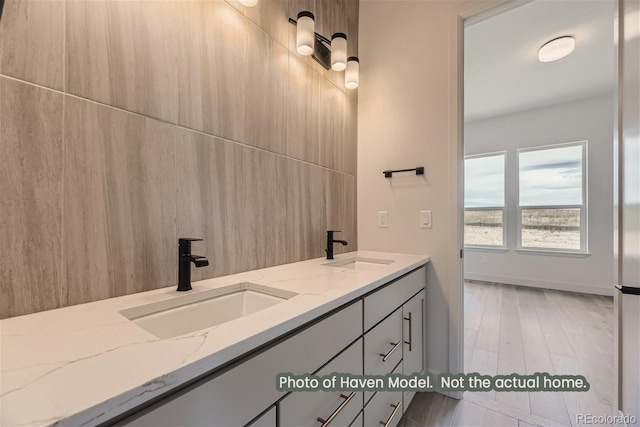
[402,290,425,407]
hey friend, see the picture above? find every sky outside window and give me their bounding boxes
[519,145,583,206]
[465,154,505,208]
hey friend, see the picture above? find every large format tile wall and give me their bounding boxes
[0,0,358,319]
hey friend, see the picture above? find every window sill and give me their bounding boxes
[515,249,591,258]
[465,246,509,253]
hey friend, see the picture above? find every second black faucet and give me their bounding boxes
[326,230,348,260]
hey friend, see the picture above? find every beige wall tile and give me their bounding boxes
[176,129,242,281]
[239,144,289,270]
[343,93,357,175]
[319,77,345,170]
[177,0,246,142]
[0,0,357,318]
[287,54,321,165]
[347,15,358,58]
[326,170,357,256]
[287,161,326,262]
[66,0,178,122]
[0,0,64,90]
[227,0,289,48]
[0,77,64,319]
[177,128,289,280]
[245,21,288,153]
[64,97,177,305]
[337,0,359,28]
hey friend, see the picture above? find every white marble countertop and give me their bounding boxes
[0,251,429,427]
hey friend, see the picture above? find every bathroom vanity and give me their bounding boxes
[0,251,429,426]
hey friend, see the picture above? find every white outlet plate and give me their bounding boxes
[378,211,388,228]
[482,256,488,264]
[420,210,432,229]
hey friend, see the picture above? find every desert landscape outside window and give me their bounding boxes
[517,141,587,252]
[464,152,506,247]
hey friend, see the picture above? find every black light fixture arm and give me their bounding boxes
[383,167,425,178]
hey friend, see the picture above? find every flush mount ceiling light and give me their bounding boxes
[538,36,575,62]
[289,12,359,89]
[238,0,258,6]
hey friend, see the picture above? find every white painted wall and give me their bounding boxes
[464,95,615,296]
[358,0,460,377]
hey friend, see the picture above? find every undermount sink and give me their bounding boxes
[119,283,297,339]
[323,257,394,270]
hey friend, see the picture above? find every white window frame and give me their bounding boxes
[516,141,588,254]
[464,151,507,250]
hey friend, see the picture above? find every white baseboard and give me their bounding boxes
[464,272,613,297]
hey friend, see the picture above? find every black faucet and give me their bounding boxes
[326,230,348,260]
[178,238,209,291]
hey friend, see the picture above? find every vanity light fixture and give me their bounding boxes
[238,0,258,6]
[345,57,359,89]
[538,36,575,62]
[331,33,347,71]
[296,11,315,56]
[289,12,359,89]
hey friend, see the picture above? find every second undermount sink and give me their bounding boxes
[119,283,297,339]
[323,257,394,270]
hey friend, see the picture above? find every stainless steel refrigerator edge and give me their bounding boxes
[615,0,640,419]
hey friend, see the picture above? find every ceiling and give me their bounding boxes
[464,0,615,123]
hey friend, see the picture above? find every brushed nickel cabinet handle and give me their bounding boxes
[404,312,412,352]
[379,341,401,362]
[379,401,401,427]
[317,392,356,426]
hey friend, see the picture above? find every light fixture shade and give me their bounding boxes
[238,0,258,6]
[331,33,347,71]
[345,56,359,89]
[538,36,575,62]
[296,11,315,56]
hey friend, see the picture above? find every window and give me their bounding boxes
[464,153,506,247]
[518,142,586,252]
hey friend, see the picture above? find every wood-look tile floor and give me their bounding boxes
[399,281,615,427]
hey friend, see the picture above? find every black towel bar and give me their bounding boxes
[383,167,424,178]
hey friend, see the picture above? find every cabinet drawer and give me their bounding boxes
[364,267,426,331]
[363,309,402,403]
[363,392,403,427]
[363,364,403,427]
[124,302,362,427]
[280,339,363,427]
[364,309,402,376]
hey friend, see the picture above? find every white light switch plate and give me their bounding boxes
[378,211,388,228]
[420,210,432,229]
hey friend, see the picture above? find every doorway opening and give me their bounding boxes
[462,1,616,424]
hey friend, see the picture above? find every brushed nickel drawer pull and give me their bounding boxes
[404,312,412,352]
[379,401,401,427]
[317,392,356,426]
[379,341,401,362]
